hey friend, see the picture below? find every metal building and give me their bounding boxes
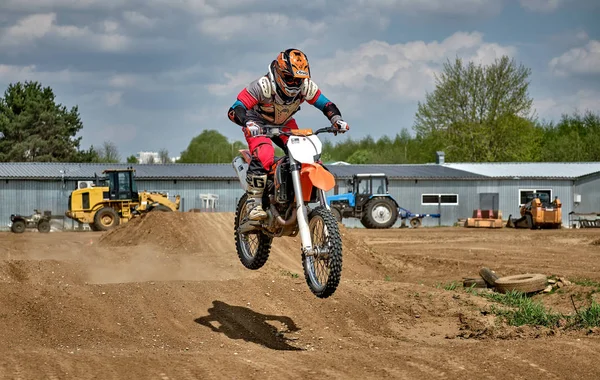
[1,157,599,230]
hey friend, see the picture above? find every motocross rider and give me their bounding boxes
[227,48,349,221]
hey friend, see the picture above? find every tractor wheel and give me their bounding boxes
[93,207,120,231]
[37,220,51,233]
[11,220,26,234]
[330,206,343,223]
[409,218,422,228]
[361,198,399,229]
[88,223,99,231]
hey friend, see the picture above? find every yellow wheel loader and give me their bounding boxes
[506,193,562,229]
[65,168,181,231]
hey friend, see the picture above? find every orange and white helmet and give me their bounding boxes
[268,48,310,100]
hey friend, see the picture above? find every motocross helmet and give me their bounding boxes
[268,48,311,101]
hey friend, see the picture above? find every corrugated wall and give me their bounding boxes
[0,177,580,231]
[574,174,600,223]
[334,178,574,228]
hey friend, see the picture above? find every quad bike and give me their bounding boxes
[232,125,344,299]
[9,209,52,233]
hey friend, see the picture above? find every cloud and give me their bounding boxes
[104,91,123,106]
[206,71,257,97]
[355,0,502,15]
[122,11,158,28]
[533,90,600,119]
[0,12,132,52]
[198,13,326,41]
[0,64,36,80]
[312,31,516,101]
[549,40,600,76]
[519,0,562,12]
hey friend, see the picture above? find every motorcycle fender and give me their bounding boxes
[300,163,335,201]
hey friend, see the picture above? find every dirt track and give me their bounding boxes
[1,212,600,379]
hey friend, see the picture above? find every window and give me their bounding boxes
[372,177,386,194]
[519,189,552,206]
[421,194,458,205]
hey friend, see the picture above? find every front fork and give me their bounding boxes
[289,155,314,254]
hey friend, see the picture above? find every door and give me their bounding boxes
[479,193,499,210]
[355,178,371,209]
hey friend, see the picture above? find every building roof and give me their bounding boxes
[444,162,600,179]
[0,161,599,181]
[326,164,486,179]
[0,162,485,180]
[0,162,236,180]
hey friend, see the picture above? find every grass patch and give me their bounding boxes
[570,301,600,328]
[482,290,562,327]
[435,281,460,290]
[281,270,299,279]
[476,289,600,329]
[572,278,600,288]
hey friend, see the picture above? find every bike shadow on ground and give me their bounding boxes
[194,300,303,351]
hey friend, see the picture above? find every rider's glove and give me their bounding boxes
[243,121,261,138]
[333,119,349,133]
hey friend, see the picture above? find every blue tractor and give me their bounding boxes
[327,173,399,229]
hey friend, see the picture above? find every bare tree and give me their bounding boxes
[99,141,121,163]
[158,148,170,164]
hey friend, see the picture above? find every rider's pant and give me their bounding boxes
[245,118,298,174]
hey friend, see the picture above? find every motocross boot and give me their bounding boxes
[245,173,268,221]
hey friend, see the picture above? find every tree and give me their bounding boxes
[538,110,600,162]
[96,141,121,163]
[126,154,138,163]
[158,148,170,164]
[414,56,535,162]
[0,81,89,162]
[179,129,247,163]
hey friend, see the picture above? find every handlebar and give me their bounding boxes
[255,125,344,137]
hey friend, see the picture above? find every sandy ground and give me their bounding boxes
[1,212,600,380]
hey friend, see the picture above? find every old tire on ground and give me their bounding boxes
[234,193,272,270]
[302,206,343,299]
[410,218,422,228]
[494,273,547,294]
[11,220,26,234]
[93,207,120,231]
[330,206,342,223]
[463,277,488,288]
[152,205,172,212]
[479,267,499,287]
[37,220,50,233]
[361,197,398,229]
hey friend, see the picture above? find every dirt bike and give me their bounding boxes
[232,124,344,299]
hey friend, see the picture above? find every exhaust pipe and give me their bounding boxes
[269,195,297,226]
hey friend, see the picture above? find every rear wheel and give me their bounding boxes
[37,220,50,233]
[361,197,398,229]
[11,220,26,234]
[93,207,120,231]
[302,206,343,298]
[234,193,273,270]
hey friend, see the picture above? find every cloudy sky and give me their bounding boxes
[1,0,599,159]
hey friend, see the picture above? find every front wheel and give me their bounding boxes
[302,206,343,298]
[11,220,26,233]
[234,193,273,270]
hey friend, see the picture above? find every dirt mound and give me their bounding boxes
[98,211,227,253]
